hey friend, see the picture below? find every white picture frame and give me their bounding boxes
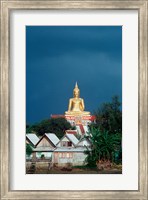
[0,0,147,199]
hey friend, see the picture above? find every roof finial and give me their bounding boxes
[75,81,78,88]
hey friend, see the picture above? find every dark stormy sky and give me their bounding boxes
[26,26,122,124]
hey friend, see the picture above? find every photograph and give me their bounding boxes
[26,26,122,174]
[1,0,147,199]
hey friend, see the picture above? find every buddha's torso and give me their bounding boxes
[70,98,83,112]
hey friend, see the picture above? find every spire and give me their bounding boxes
[73,81,79,93]
[75,81,78,88]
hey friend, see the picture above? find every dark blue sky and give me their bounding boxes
[26,26,122,124]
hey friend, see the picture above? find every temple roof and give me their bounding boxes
[51,114,65,118]
[65,130,78,134]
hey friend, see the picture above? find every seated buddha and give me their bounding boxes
[65,82,90,116]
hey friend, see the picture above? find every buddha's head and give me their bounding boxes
[73,82,80,98]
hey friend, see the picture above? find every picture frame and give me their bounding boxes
[0,0,147,199]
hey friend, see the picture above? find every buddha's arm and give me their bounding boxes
[68,99,72,111]
[81,99,85,111]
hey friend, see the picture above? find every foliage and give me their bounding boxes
[26,123,30,129]
[26,117,72,138]
[26,144,33,156]
[41,154,45,159]
[84,127,121,167]
[92,96,122,134]
[75,133,81,140]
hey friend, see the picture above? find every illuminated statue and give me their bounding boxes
[65,82,90,115]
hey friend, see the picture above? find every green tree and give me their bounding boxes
[26,123,30,129]
[26,118,72,138]
[26,144,33,156]
[26,124,36,133]
[84,127,121,167]
[93,96,122,134]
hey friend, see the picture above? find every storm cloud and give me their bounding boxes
[26,26,122,124]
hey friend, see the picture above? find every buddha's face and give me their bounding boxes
[74,90,79,98]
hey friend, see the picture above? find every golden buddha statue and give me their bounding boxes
[65,82,90,116]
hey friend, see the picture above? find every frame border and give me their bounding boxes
[0,0,147,199]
